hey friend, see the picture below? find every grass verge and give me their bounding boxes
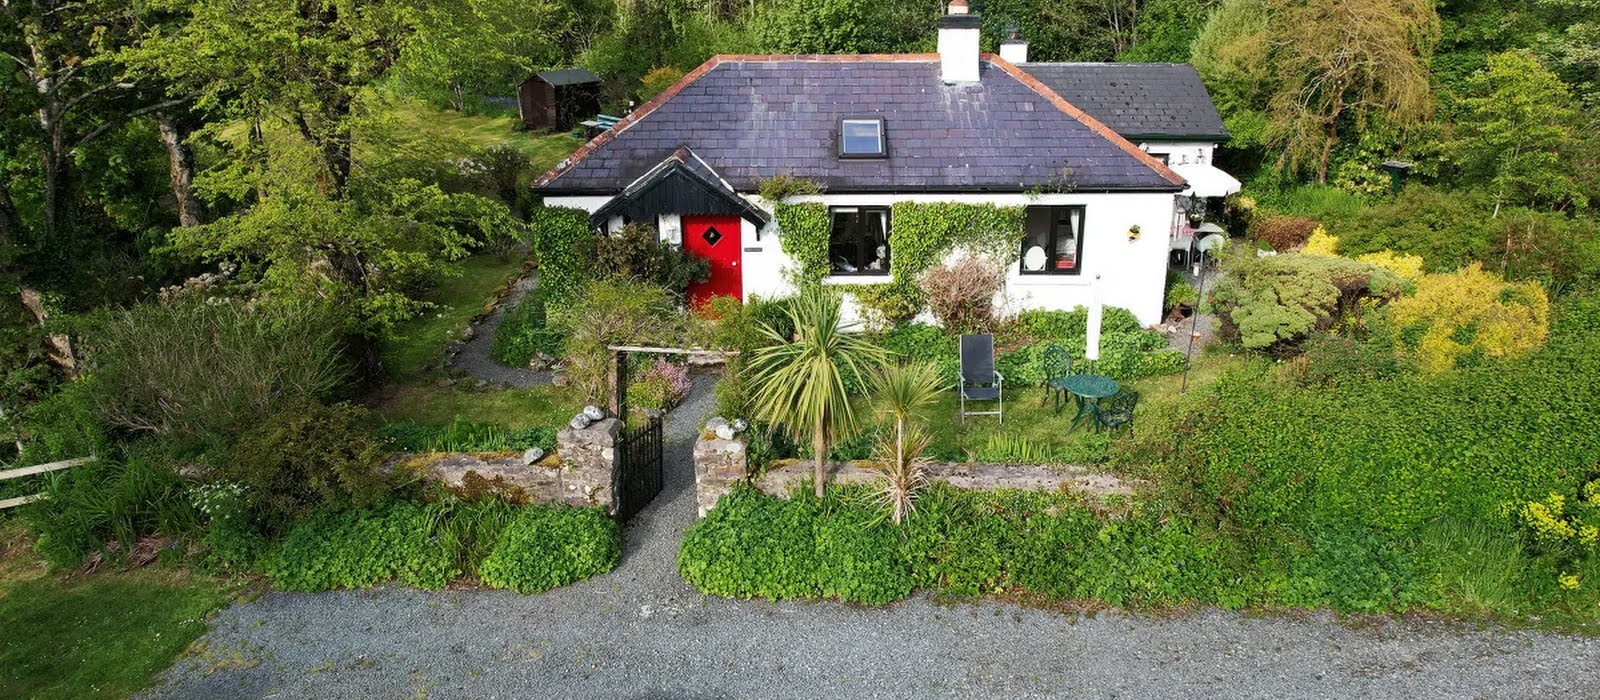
[0,524,236,700]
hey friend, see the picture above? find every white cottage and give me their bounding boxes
[533,2,1237,327]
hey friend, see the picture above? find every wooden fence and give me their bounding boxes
[0,457,92,510]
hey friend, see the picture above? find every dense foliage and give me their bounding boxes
[478,506,622,593]
[1210,253,1406,351]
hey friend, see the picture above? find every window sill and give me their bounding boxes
[1012,274,1089,286]
[824,274,893,285]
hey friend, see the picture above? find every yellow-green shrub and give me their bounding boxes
[1388,263,1549,375]
[1356,250,1426,282]
[1301,227,1340,257]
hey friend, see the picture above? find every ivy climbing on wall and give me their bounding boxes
[774,202,831,285]
[771,200,1026,323]
[874,202,1026,322]
[529,206,594,313]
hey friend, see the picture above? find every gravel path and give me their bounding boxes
[449,269,553,388]
[143,377,1600,699]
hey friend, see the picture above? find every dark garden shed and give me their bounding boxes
[518,68,603,132]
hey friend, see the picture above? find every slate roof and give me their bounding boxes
[591,147,769,227]
[532,68,601,86]
[535,55,1183,195]
[1017,63,1229,142]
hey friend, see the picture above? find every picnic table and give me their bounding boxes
[1054,373,1120,432]
[578,114,623,136]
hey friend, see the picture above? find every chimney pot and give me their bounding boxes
[947,0,969,14]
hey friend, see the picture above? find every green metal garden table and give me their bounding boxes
[1054,373,1120,432]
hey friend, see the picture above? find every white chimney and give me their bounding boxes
[999,26,1028,64]
[938,0,981,83]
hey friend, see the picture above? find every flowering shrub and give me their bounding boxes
[1515,481,1600,592]
[631,358,691,410]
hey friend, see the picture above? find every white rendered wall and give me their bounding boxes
[1140,141,1215,166]
[543,190,1179,327]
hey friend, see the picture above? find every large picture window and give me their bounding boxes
[1020,206,1085,275]
[829,207,890,275]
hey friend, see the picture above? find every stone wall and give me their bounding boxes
[555,417,623,513]
[693,432,748,517]
[690,434,1139,518]
[755,461,1136,500]
[413,417,624,513]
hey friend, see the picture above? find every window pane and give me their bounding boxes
[1021,208,1052,272]
[864,210,889,271]
[841,120,883,155]
[828,208,890,274]
[830,210,859,273]
[1052,208,1078,271]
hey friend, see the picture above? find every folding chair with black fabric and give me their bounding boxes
[1096,390,1140,431]
[959,334,1003,423]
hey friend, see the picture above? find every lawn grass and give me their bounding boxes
[373,95,584,169]
[380,254,528,380]
[371,383,583,432]
[0,524,235,700]
[919,349,1249,463]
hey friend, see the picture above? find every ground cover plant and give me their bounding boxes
[267,497,620,593]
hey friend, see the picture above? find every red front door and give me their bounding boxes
[682,215,743,308]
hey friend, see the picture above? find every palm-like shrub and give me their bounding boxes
[868,362,944,524]
[746,288,887,498]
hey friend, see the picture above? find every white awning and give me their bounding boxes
[1171,163,1242,198]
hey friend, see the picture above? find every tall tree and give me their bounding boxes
[393,0,573,111]
[1450,50,1586,215]
[1262,0,1439,183]
[129,0,526,370]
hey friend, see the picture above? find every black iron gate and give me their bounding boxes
[615,415,664,521]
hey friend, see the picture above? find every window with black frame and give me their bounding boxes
[829,207,890,275]
[1019,206,1085,275]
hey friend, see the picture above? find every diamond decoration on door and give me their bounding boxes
[701,226,723,247]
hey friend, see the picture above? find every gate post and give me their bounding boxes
[608,350,627,419]
[555,416,623,514]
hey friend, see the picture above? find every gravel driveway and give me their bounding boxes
[143,377,1600,699]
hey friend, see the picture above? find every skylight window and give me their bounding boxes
[839,118,886,158]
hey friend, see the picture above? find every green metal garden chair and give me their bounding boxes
[1095,390,1140,432]
[1039,344,1073,410]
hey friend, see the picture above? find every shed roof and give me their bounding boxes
[535,55,1183,195]
[1017,63,1229,142]
[532,68,601,87]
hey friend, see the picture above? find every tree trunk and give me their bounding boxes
[0,183,19,248]
[18,287,78,379]
[813,424,827,499]
[155,111,207,228]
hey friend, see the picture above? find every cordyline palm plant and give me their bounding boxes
[868,362,945,524]
[746,287,888,498]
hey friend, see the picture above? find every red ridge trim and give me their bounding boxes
[985,53,1188,188]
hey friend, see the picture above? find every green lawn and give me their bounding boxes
[920,349,1249,463]
[380,254,528,380]
[373,95,585,169]
[372,383,583,431]
[0,526,235,700]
